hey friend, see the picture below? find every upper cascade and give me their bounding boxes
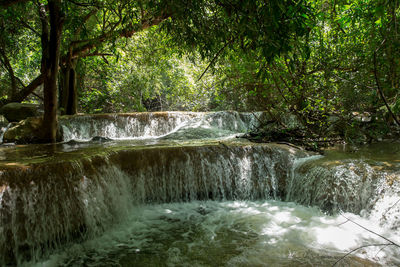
[60,111,264,141]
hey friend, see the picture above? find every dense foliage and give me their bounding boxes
[77,28,218,113]
[0,0,399,143]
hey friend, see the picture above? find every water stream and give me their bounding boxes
[0,111,399,266]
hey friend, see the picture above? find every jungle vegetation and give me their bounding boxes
[0,0,399,144]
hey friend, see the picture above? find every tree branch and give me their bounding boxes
[0,46,17,98]
[340,213,400,247]
[17,18,41,36]
[332,212,400,266]
[31,91,44,101]
[79,52,113,58]
[70,13,170,59]
[74,8,99,37]
[66,0,99,8]
[332,243,394,266]
[382,198,400,216]
[373,50,400,127]
[197,39,233,81]
[0,0,27,8]
[12,73,44,102]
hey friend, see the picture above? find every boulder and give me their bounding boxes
[352,111,372,122]
[3,117,63,144]
[0,115,8,128]
[90,136,113,142]
[0,102,40,122]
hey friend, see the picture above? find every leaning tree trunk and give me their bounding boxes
[0,47,17,100]
[40,0,64,143]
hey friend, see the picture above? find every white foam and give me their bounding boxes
[30,200,400,266]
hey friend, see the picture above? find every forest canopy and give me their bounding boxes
[0,0,399,143]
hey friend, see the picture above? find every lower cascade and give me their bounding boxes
[0,112,399,266]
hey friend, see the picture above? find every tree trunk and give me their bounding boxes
[67,65,77,114]
[59,65,70,114]
[0,47,17,100]
[11,74,44,103]
[59,59,77,115]
[40,0,64,143]
[0,0,28,8]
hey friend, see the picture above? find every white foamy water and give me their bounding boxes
[31,200,399,267]
[0,123,11,144]
[60,111,262,141]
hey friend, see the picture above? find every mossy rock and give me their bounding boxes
[3,117,63,144]
[0,102,41,122]
[0,115,8,128]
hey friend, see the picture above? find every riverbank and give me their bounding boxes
[243,115,400,153]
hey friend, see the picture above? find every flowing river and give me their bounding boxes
[0,111,399,266]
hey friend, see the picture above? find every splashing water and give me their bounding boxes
[30,201,399,266]
[0,123,11,144]
[60,111,262,141]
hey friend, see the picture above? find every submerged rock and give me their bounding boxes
[0,102,41,122]
[90,136,113,142]
[3,117,63,144]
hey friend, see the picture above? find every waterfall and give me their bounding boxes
[286,147,400,227]
[0,111,399,265]
[0,123,11,144]
[0,141,305,265]
[60,111,263,141]
[0,159,137,265]
[287,159,379,213]
[118,143,299,202]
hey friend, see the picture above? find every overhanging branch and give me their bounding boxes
[197,38,234,82]
[373,48,400,127]
[70,13,170,60]
[12,73,44,102]
[0,0,28,8]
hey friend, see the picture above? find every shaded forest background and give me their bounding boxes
[0,0,399,143]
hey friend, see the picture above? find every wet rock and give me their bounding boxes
[0,116,10,144]
[0,115,8,128]
[352,111,372,122]
[90,136,113,142]
[64,139,83,145]
[3,117,63,144]
[0,102,41,122]
[281,113,304,128]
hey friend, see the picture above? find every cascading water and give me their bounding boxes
[0,123,11,144]
[0,111,399,266]
[60,111,262,141]
[286,144,400,218]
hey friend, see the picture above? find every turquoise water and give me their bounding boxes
[32,200,396,266]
